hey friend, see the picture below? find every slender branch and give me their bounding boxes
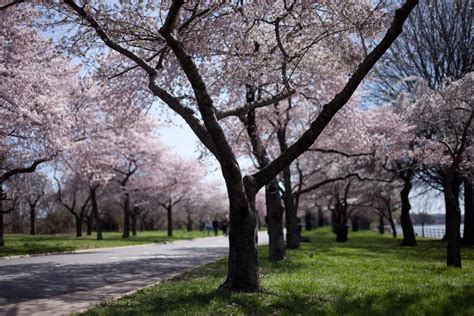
[308,148,375,158]
[64,0,156,74]
[215,89,295,120]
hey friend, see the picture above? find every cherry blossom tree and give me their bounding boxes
[10,0,421,291]
[0,5,79,246]
[405,74,473,267]
[17,172,49,235]
[368,0,472,251]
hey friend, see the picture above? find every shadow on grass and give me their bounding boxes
[82,228,474,315]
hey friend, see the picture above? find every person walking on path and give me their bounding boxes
[221,218,229,237]
[212,218,219,236]
[205,220,212,236]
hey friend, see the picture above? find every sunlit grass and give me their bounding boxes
[0,230,210,257]
[83,228,474,315]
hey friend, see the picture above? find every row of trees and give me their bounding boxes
[0,4,226,244]
[1,0,472,293]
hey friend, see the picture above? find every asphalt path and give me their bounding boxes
[0,232,269,315]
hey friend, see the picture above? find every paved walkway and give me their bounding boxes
[0,232,268,315]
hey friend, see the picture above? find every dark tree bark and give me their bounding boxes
[400,171,416,246]
[463,179,474,246]
[122,192,131,238]
[90,185,102,240]
[27,195,42,236]
[131,206,138,236]
[186,210,193,232]
[75,214,83,238]
[0,184,3,246]
[29,208,35,235]
[86,214,92,236]
[167,204,173,237]
[0,212,3,247]
[220,182,260,292]
[115,160,137,239]
[318,208,325,227]
[379,213,385,234]
[277,129,299,249]
[387,211,397,238]
[282,166,299,249]
[352,216,359,232]
[243,103,285,261]
[443,172,462,267]
[265,180,286,261]
[305,210,313,231]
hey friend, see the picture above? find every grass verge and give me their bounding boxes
[0,230,211,257]
[83,228,474,315]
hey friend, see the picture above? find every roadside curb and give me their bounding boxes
[0,236,214,261]
[0,234,226,260]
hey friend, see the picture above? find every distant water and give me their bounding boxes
[395,224,465,239]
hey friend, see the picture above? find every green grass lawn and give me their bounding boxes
[83,228,474,316]
[0,230,211,257]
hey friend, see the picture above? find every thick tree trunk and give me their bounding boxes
[265,179,286,261]
[90,186,102,241]
[400,173,416,246]
[220,184,260,292]
[75,215,83,237]
[122,192,130,238]
[379,213,385,234]
[443,173,462,267]
[167,205,173,237]
[29,207,35,235]
[463,180,474,246]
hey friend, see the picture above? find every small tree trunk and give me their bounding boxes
[275,127,299,249]
[90,186,102,241]
[167,205,173,237]
[122,192,130,238]
[75,215,83,237]
[352,216,359,232]
[0,212,4,247]
[265,179,286,261]
[0,183,4,247]
[186,211,193,232]
[463,180,474,246]
[379,213,385,234]
[29,207,36,235]
[400,172,416,246]
[388,212,397,238]
[305,211,313,231]
[131,208,138,236]
[86,215,92,236]
[318,208,325,227]
[443,172,462,267]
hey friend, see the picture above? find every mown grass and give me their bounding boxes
[84,228,474,316]
[0,230,210,257]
